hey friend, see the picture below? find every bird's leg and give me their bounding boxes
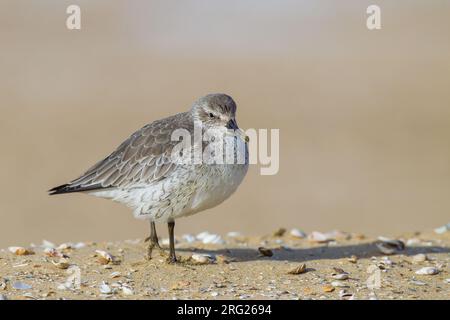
[145,221,161,260]
[167,221,177,263]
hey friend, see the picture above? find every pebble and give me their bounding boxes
[272,228,286,237]
[322,284,335,293]
[290,228,306,239]
[445,279,450,284]
[347,255,358,264]
[258,247,273,257]
[0,294,7,300]
[12,281,32,290]
[415,267,439,275]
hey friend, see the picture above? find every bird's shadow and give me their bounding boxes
[178,242,449,263]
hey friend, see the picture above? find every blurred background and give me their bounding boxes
[0,0,449,247]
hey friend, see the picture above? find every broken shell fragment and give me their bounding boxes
[95,250,115,265]
[51,258,70,269]
[258,247,273,257]
[190,254,213,265]
[331,268,349,280]
[288,264,307,275]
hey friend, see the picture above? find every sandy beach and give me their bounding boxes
[1,228,448,300]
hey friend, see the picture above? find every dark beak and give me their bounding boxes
[226,119,238,130]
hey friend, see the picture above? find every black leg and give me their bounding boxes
[145,221,161,260]
[168,221,177,263]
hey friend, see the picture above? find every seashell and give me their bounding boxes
[99,282,112,294]
[331,281,349,288]
[415,267,439,275]
[331,268,349,280]
[51,258,70,269]
[375,237,405,255]
[12,281,32,290]
[307,231,333,243]
[190,253,213,265]
[8,246,34,256]
[410,280,427,286]
[339,289,355,300]
[412,253,427,263]
[110,272,121,279]
[272,228,286,237]
[322,284,335,293]
[258,247,273,257]
[290,228,306,239]
[445,278,450,284]
[288,264,306,275]
[434,223,450,234]
[347,255,358,264]
[121,286,134,295]
[95,250,114,265]
[210,292,219,297]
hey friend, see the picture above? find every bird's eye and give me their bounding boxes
[209,113,215,118]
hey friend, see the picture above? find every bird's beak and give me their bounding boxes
[226,119,249,143]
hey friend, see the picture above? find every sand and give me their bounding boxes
[0,229,448,300]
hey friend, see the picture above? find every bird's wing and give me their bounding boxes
[49,112,192,195]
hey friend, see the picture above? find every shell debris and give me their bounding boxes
[287,264,307,275]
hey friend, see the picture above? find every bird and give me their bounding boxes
[49,93,249,263]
